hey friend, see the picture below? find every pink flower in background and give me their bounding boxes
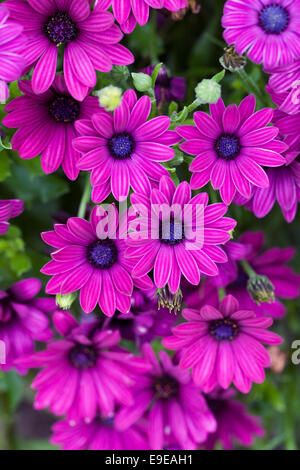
[0,199,24,235]
[3,77,100,180]
[222,0,300,68]
[16,311,151,423]
[141,65,186,104]
[51,417,150,450]
[266,60,300,115]
[73,89,180,202]
[110,0,187,34]
[115,343,217,450]
[177,96,287,205]
[0,278,54,374]
[41,205,152,317]
[0,4,24,103]
[6,0,134,101]
[126,176,236,294]
[163,295,283,393]
[203,388,264,450]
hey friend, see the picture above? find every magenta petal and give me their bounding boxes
[154,245,172,288]
[98,270,116,317]
[79,269,102,313]
[32,45,57,95]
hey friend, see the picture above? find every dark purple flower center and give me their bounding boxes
[159,219,184,246]
[108,133,135,159]
[259,5,289,34]
[69,344,97,369]
[229,268,249,289]
[205,397,226,415]
[44,12,77,45]
[153,374,179,399]
[215,134,240,160]
[49,96,80,123]
[210,318,239,341]
[87,239,118,269]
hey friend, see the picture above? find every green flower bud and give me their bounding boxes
[195,79,221,104]
[94,86,123,112]
[111,65,130,83]
[157,286,183,315]
[247,275,275,305]
[131,73,153,92]
[56,292,77,310]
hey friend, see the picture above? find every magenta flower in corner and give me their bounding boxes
[222,0,300,68]
[114,344,217,450]
[41,205,152,316]
[203,388,264,450]
[6,0,134,101]
[266,60,300,116]
[3,76,100,180]
[0,199,24,235]
[126,176,236,294]
[177,95,287,205]
[16,311,151,423]
[0,4,24,103]
[0,278,54,374]
[162,295,283,394]
[51,417,149,450]
[73,89,180,202]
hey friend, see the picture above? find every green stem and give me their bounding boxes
[240,259,256,278]
[77,175,91,218]
[237,69,265,107]
[218,287,226,301]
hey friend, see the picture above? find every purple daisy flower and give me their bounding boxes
[73,89,180,202]
[6,0,134,101]
[3,76,100,180]
[51,416,150,450]
[16,310,151,423]
[114,343,217,450]
[163,295,283,394]
[266,60,300,115]
[0,4,24,103]
[203,388,264,450]
[0,199,24,235]
[108,0,187,34]
[102,287,175,345]
[0,278,54,374]
[141,65,186,104]
[41,205,152,317]
[177,95,287,205]
[126,175,236,294]
[222,0,300,68]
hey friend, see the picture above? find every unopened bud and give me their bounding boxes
[247,275,275,305]
[56,292,77,310]
[195,79,221,104]
[131,73,152,92]
[94,85,123,112]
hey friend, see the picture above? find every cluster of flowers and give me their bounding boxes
[0,0,299,451]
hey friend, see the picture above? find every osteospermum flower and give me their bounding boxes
[41,205,152,316]
[141,65,186,104]
[114,344,217,450]
[266,60,300,115]
[3,77,100,180]
[203,388,264,450]
[162,295,283,393]
[73,89,180,202]
[6,0,134,101]
[0,199,24,235]
[0,278,54,374]
[126,176,236,294]
[51,417,149,450]
[177,95,287,205]
[222,0,300,68]
[109,0,187,34]
[0,4,24,103]
[16,311,151,423]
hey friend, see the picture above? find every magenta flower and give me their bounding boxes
[73,89,180,202]
[141,65,186,104]
[177,96,287,205]
[0,199,24,235]
[109,0,187,34]
[41,205,152,316]
[126,176,236,294]
[7,0,134,101]
[16,311,151,423]
[266,60,300,115]
[0,278,54,374]
[114,344,217,450]
[51,417,149,450]
[0,3,24,103]
[3,76,100,180]
[203,388,264,450]
[222,0,300,68]
[163,295,283,393]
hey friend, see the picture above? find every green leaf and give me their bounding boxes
[151,62,163,88]
[10,252,31,277]
[0,151,11,182]
[212,69,225,83]
[2,371,23,413]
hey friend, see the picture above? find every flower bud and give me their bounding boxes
[195,79,221,104]
[131,73,153,92]
[157,286,182,314]
[94,85,123,112]
[247,275,275,305]
[56,292,77,310]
